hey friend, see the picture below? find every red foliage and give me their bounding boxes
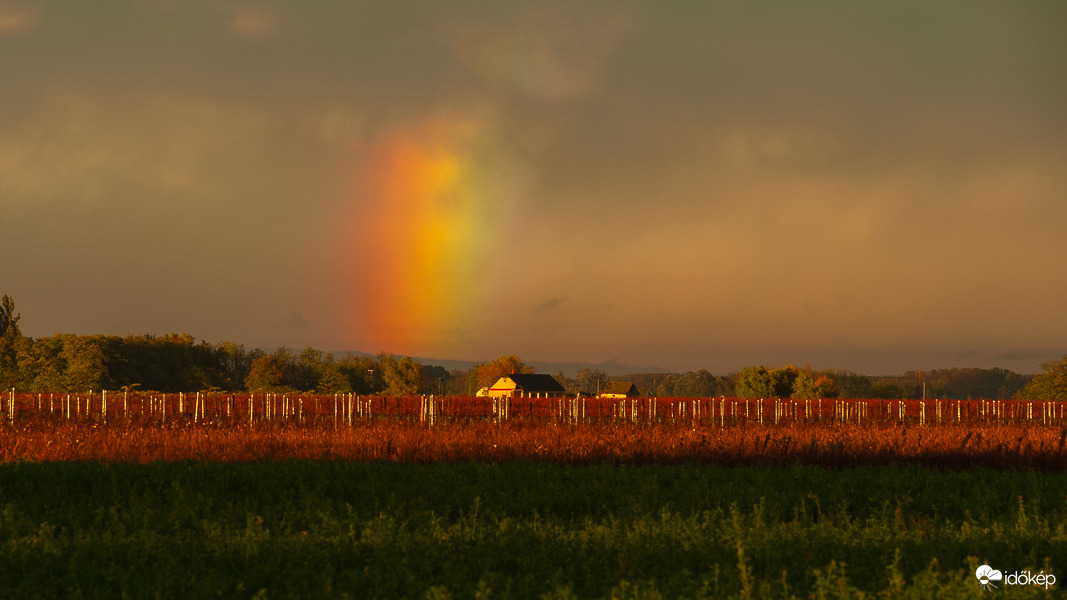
[1,392,1065,468]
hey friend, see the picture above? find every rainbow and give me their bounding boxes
[339,119,496,357]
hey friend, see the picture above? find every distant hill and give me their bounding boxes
[326,351,668,378]
[528,359,671,378]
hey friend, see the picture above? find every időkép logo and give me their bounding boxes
[976,564,1055,592]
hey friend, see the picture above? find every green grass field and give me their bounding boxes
[0,461,1064,598]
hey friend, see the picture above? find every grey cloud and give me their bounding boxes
[3,2,1065,374]
[534,297,566,316]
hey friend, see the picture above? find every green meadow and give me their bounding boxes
[0,462,1064,599]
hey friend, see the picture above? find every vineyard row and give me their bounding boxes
[3,390,1065,428]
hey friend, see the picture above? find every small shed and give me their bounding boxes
[598,381,640,399]
[487,374,566,398]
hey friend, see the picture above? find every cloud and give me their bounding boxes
[447,3,633,101]
[0,87,283,206]
[0,3,34,34]
[533,297,566,316]
[3,3,1065,374]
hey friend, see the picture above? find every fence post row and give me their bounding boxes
[0,391,1063,428]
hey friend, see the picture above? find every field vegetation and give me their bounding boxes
[0,393,1065,597]
[2,392,1066,468]
[0,460,1064,599]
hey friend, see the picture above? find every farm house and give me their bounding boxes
[486,374,566,398]
[598,381,640,399]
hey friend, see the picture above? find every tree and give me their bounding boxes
[445,368,476,395]
[814,374,839,398]
[378,353,422,396]
[271,347,298,389]
[575,368,609,395]
[556,371,580,395]
[339,353,379,394]
[297,347,324,391]
[59,335,106,391]
[735,366,775,398]
[475,355,534,389]
[770,366,800,398]
[792,372,819,399]
[666,370,730,397]
[317,355,352,394]
[216,341,253,391]
[1015,356,1067,400]
[0,294,22,388]
[245,355,285,391]
[871,377,903,400]
[420,364,450,395]
[21,337,60,391]
[0,294,20,339]
[792,369,839,399]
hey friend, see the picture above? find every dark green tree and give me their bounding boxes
[420,364,450,395]
[770,366,800,397]
[215,341,253,391]
[0,294,22,388]
[338,354,378,393]
[297,347,324,391]
[0,294,20,339]
[317,355,353,394]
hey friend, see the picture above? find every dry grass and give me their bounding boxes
[3,392,1065,467]
[2,417,1066,469]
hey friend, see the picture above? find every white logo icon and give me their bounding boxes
[977,565,1003,591]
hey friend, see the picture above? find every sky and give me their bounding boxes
[3,1,1066,375]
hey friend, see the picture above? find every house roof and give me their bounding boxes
[602,381,639,395]
[497,373,565,392]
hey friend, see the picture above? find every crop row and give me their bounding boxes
[4,461,1063,598]
[3,416,1066,468]
[3,391,1066,428]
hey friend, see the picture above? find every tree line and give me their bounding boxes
[598,365,1037,401]
[0,295,449,395]
[0,330,452,396]
[0,295,1058,399]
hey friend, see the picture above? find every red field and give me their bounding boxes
[1,392,1065,468]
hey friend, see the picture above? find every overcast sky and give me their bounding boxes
[3,1,1065,375]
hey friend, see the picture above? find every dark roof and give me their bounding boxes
[505,373,565,393]
[603,381,640,395]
